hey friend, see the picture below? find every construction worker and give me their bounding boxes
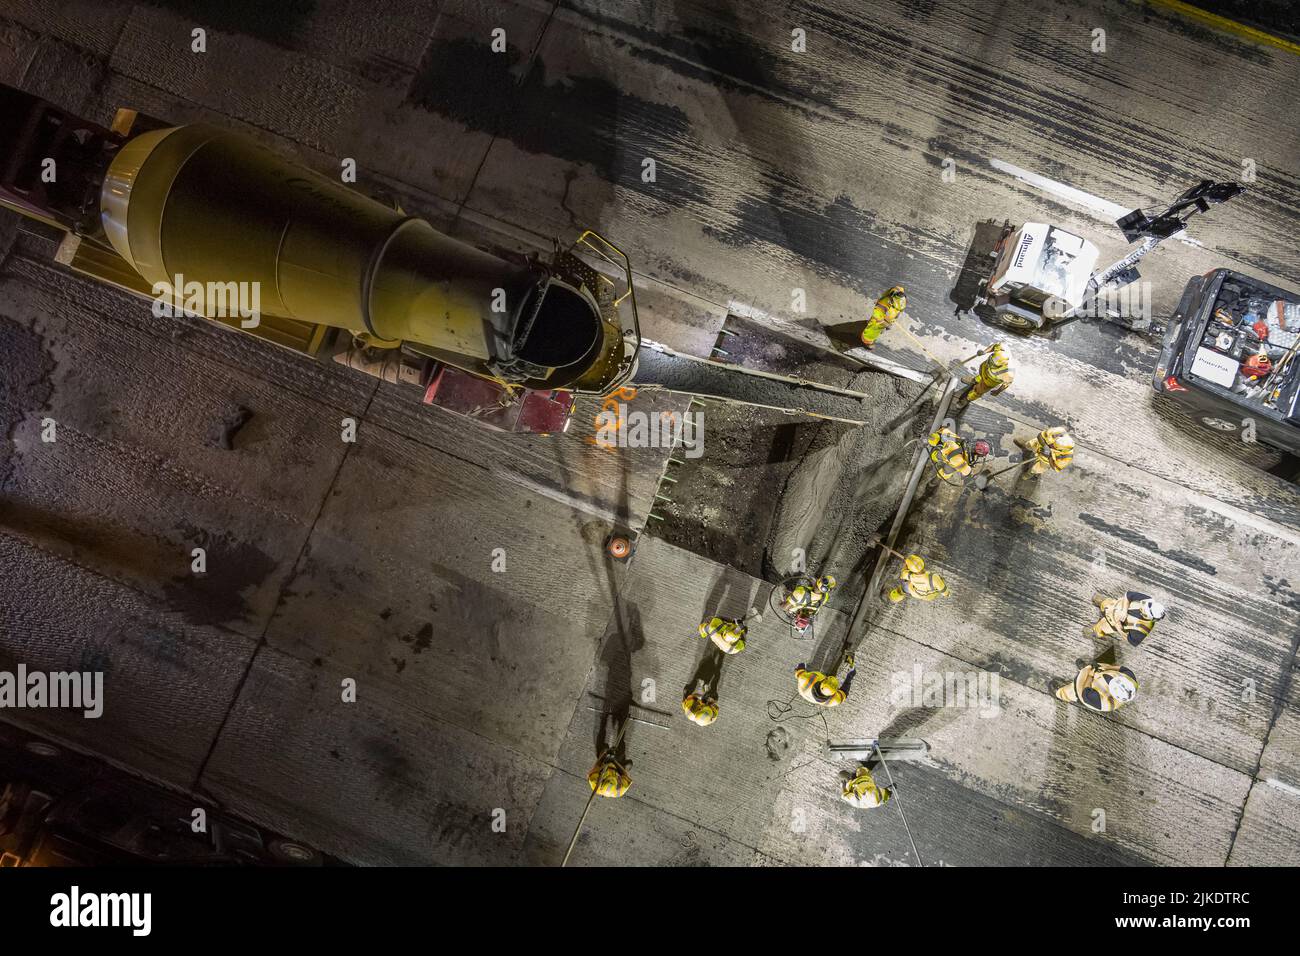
[841,766,892,809]
[885,554,948,603]
[927,428,989,483]
[1092,592,1166,646]
[962,343,1014,403]
[1053,661,1138,713]
[681,691,719,727]
[1019,425,1074,475]
[587,751,632,798]
[795,653,856,708]
[699,616,748,655]
[860,285,906,349]
[780,575,836,629]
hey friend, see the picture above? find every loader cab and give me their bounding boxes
[982,223,1100,329]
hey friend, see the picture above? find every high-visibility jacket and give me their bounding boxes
[588,758,631,798]
[681,693,719,726]
[967,351,1014,400]
[1057,663,1138,713]
[928,428,972,481]
[1095,592,1159,646]
[841,768,891,808]
[1030,427,1073,472]
[891,569,947,601]
[871,294,905,327]
[700,617,746,654]
[795,667,846,707]
[861,287,906,346]
[782,584,829,615]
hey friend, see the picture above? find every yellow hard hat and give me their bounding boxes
[887,286,907,307]
[904,554,925,573]
[819,575,836,591]
[989,345,1009,369]
[820,676,840,693]
[928,430,942,446]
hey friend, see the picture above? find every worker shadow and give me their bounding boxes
[543,407,646,768]
[593,602,646,764]
[683,646,726,702]
[865,704,963,774]
[824,318,871,354]
[1042,645,1140,861]
[701,564,763,624]
[948,219,1006,317]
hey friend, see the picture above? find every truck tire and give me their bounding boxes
[1200,416,1238,432]
[269,839,322,865]
[994,309,1042,331]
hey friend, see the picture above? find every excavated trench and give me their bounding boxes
[649,316,940,609]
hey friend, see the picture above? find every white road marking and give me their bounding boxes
[990,158,1131,220]
[989,158,1203,248]
[1266,777,1300,799]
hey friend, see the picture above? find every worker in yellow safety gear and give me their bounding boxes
[681,691,719,726]
[927,428,989,483]
[781,575,837,619]
[1092,592,1166,647]
[1021,426,1073,474]
[860,285,907,349]
[841,766,892,809]
[588,752,632,798]
[1054,661,1138,713]
[795,653,856,708]
[962,343,1014,402]
[885,554,948,603]
[699,616,747,655]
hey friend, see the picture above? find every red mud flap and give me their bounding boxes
[422,363,576,434]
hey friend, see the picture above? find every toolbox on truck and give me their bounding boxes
[1153,268,1300,454]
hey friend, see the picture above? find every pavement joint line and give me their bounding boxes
[450,0,562,231]
[1225,609,1300,860]
[976,395,1300,547]
[192,380,380,793]
[872,616,1269,785]
[1148,0,1300,57]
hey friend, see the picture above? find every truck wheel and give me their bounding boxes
[1201,416,1238,432]
[995,311,1039,331]
[269,840,321,865]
